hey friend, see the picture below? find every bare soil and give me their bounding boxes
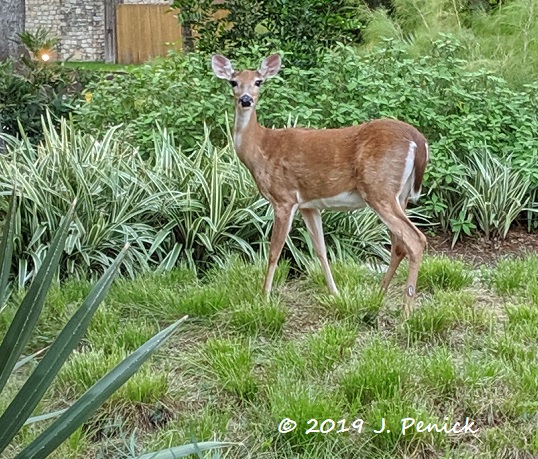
[426,227,538,266]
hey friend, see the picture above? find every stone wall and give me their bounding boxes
[123,0,170,3]
[61,0,105,60]
[25,0,104,60]
[24,0,172,61]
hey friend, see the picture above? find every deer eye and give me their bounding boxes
[230,80,238,88]
[254,80,262,87]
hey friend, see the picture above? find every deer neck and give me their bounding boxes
[233,107,263,163]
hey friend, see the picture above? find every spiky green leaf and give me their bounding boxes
[0,199,76,394]
[0,244,129,453]
[15,316,187,459]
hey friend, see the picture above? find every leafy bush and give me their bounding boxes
[173,0,538,85]
[426,149,536,244]
[0,59,92,145]
[0,28,96,148]
[172,0,367,66]
[1,119,176,284]
[0,117,260,284]
[76,38,538,173]
[454,150,534,240]
[75,36,538,240]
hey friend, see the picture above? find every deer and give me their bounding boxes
[211,53,429,318]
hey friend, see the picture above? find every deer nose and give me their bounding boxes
[239,94,254,107]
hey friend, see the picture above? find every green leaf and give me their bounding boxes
[0,244,129,453]
[15,315,188,459]
[155,243,183,274]
[23,409,67,426]
[136,441,238,459]
[0,187,17,311]
[13,347,49,372]
[0,199,76,395]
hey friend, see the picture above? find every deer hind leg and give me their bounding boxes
[381,197,409,292]
[263,204,298,297]
[381,233,407,292]
[370,200,426,318]
[300,208,338,295]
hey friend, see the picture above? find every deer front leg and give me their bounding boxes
[300,208,338,294]
[263,204,298,297]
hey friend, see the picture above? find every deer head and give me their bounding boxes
[211,54,281,110]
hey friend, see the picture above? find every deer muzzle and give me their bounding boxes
[239,94,254,107]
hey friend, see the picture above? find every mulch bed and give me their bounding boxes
[427,227,538,266]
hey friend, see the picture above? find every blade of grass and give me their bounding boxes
[13,347,49,372]
[0,187,17,312]
[23,409,67,426]
[136,441,239,459]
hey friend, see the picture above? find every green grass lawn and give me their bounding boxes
[62,61,138,72]
[2,253,538,458]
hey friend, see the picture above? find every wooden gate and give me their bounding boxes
[116,4,182,65]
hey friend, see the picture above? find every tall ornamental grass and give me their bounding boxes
[0,116,389,285]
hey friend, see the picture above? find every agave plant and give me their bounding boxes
[0,189,187,458]
[17,28,58,60]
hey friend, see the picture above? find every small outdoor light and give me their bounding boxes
[39,49,51,62]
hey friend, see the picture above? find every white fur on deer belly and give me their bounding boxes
[299,191,367,211]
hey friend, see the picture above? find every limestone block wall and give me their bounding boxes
[25,0,63,39]
[24,0,172,61]
[25,0,104,60]
[123,0,170,3]
[61,0,105,60]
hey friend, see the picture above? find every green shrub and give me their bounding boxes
[0,119,267,284]
[0,57,92,145]
[76,37,538,168]
[172,0,367,67]
[453,150,533,241]
[0,117,393,284]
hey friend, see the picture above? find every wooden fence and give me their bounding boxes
[116,4,182,65]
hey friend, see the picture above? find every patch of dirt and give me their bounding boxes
[427,227,538,266]
[279,281,328,340]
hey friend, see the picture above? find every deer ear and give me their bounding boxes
[258,54,281,79]
[211,54,234,80]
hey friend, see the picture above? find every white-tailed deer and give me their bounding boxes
[212,53,429,317]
